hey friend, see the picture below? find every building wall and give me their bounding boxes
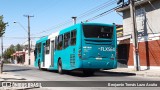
[127,40,160,66]
[24,51,35,66]
[123,0,160,36]
[118,0,160,68]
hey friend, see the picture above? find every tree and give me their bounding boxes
[0,15,8,37]
[15,44,24,51]
[0,15,8,61]
[3,45,15,59]
[3,44,25,59]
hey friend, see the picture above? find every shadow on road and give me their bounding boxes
[62,70,136,77]
[96,71,136,77]
[3,69,31,72]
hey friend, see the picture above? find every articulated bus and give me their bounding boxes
[34,23,117,75]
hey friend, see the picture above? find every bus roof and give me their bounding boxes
[35,23,115,43]
[59,23,114,34]
[36,36,48,44]
[48,31,59,39]
[82,23,114,26]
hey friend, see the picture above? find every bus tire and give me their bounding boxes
[58,60,63,74]
[83,70,95,76]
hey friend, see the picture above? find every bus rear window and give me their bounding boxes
[83,25,113,39]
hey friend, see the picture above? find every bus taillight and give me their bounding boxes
[116,48,118,56]
[110,58,114,60]
[110,54,114,60]
[78,48,81,58]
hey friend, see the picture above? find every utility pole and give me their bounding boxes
[24,15,34,65]
[129,0,140,71]
[72,17,77,25]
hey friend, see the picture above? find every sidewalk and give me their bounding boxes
[105,68,160,77]
[0,72,26,81]
[8,63,35,67]
[0,72,43,90]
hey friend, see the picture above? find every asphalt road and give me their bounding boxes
[2,64,160,90]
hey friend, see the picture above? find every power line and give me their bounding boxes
[77,0,117,20]
[85,5,121,22]
[31,0,117,36]
[13,22,28,33]
[86,8,115,22]
[3,37,41,39]
[31,19,72,36]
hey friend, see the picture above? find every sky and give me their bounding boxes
[0,0,123,53]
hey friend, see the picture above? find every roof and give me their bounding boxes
[11,51,25,56]
[116,0,155,12]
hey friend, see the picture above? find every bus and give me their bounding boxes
[34,23,117,75]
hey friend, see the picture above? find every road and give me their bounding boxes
[2,64,160,90]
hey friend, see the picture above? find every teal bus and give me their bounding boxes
[34,23,117,75]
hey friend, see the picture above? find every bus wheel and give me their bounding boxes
[38,61,42,70]
[83,70,95,76]
[58,60,63,74]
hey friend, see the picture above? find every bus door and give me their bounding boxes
[42,43,46,67]
[70,30,77,67]
[34,45,37,62]
[51,40,54,67]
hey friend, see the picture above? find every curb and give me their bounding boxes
[136,73,160,77]
[104,69,160,78]
[5,64,34,68]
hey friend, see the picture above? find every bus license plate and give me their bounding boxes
[96,57,102,60]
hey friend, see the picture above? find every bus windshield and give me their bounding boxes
[83,25,113,39]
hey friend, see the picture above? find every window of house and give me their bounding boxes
[71,30,76,45]
[64,32,70,49]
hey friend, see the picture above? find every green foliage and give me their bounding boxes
[3,44,15,59]
[3,44,24,59]
[15,44,24,51]
[0,15,8,37]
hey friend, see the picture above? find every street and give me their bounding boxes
[1,64,160,90]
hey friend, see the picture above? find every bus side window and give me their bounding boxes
[64,32,70,49]
[55,36,58,50]
[37,43,41,54]
[45,39,50,54]
[71,30,76,45]
[58,35,63,50]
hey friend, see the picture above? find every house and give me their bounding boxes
[116,0,160,69]
[23,40,35,66]
[24,49,35,66]
[11,51,25,64]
